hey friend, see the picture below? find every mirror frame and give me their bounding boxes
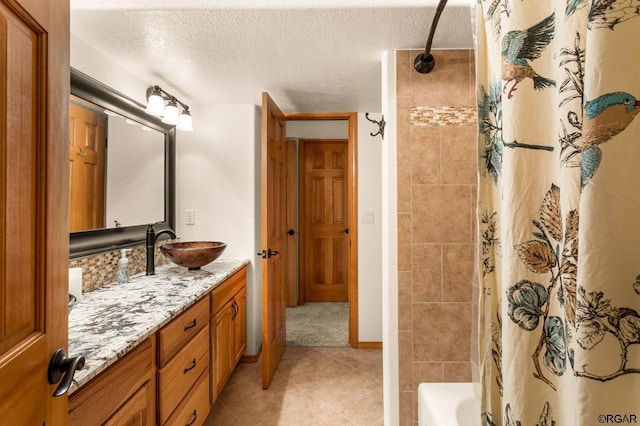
[69,68,176,258]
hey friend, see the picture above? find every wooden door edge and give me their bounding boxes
[347,113,358,348]
[296,141,305,306]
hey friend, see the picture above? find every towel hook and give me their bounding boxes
[365,113,386,140]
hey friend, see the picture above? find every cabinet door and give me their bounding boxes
[103,381,154,426]
[69,337,155,425]
[213,302,234,396]
[232,288,247,364]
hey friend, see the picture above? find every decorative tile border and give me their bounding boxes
[69,243,171,293]
[410,106,477,127]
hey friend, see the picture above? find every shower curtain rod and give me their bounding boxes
[414,0,449,74]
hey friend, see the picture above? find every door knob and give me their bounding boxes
[48,349,85,397]
[268,249,280,257]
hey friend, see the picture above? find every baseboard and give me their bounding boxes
[358,341,382,349]
[240,351,261,363]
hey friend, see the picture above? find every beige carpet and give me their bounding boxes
[286,302,349,347]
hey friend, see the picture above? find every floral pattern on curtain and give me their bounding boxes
[476,0,640,424]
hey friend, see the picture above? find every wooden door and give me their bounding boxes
[69,100,106,232]
[0,0,70,423]
[301,140,349,302]
[260,92,287,389]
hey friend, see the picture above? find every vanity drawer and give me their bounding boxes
[158,325,209,424]
[163,369,210,426]
[69,337,155,426]
[212,267,247,313]
[158,296,210,366]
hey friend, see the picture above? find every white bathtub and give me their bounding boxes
[418,383,481,426]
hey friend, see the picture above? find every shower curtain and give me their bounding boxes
[475,1,640,424]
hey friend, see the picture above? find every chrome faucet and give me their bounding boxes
[146,222,177,275]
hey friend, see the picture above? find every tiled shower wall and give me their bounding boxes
[396,49,477,424]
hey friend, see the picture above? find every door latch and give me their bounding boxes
[257,249,280,258]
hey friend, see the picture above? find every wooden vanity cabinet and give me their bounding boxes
[157,296,210,425]
[68,337,156,426]
[68,265,249,425]
[211,267,248,403]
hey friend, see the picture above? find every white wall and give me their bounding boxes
[71,34,150,105]
[381,50,399,426]
[176,105,263,356]
[356,113,383,342]
[286,120,348,139]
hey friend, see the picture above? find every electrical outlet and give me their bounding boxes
[185,209,196,225]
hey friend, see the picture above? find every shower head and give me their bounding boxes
[414,0,448,74]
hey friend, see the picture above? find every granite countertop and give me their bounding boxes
[68,257,250,394]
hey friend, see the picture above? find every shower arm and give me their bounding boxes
[414,0,449,74]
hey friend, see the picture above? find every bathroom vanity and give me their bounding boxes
[67,258,249,425]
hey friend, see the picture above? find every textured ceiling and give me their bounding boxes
[70,2,474,113]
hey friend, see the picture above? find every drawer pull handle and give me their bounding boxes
[231,301,238,320]
[185,409,197,426]
[183,358,197,374]
[184,319,197,331]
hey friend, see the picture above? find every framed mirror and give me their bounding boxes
[69,68,176,258]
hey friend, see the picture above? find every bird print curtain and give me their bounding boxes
[475,0,640,424]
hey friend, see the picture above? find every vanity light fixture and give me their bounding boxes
[145,85,194,131]
[145,87,165,116]
[177,108,193,131]
[161,99,180,125]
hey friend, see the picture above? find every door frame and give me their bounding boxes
[284,113,358,348]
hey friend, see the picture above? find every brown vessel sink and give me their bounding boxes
[160,241,227,270]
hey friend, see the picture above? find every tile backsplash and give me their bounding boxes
[69,243,170,293]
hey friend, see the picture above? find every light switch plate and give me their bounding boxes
[360,210,374,224]
[185,209,196,225]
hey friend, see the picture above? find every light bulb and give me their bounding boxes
[177,110,194,131]
[161,100,180,125]
[145,88,165,116]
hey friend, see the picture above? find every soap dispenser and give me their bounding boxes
[117,249,132,284]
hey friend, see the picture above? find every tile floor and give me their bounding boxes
[205,346,384,425]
